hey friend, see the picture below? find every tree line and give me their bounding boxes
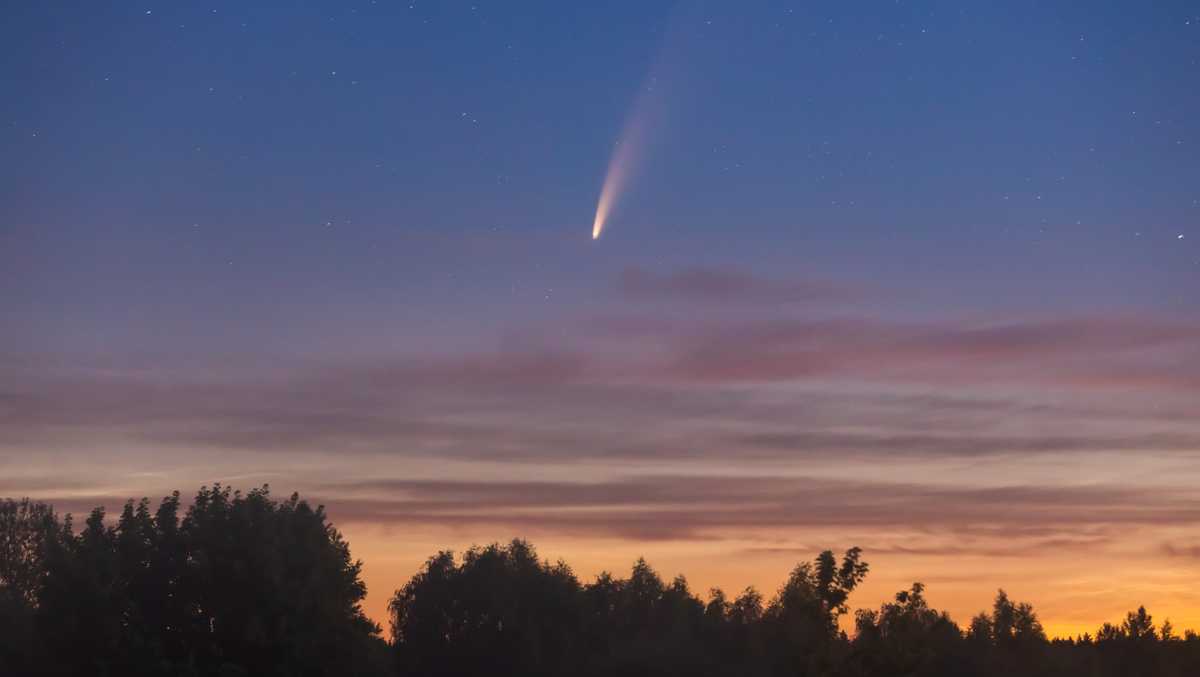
[2,488,1197,676]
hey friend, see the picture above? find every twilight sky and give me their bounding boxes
[3,1,1199,635]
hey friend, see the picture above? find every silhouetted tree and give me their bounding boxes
[182,485,382,676]
[762,547,867,676]
[849,582,965,676]
[962,589,1050,676]
[965,612,993,647]
[35,507,129,674]
[0,498,66,674]
[1159,619,1175,643]
[581,559,712,676]
[1091,605,1167,677]
[1124,606,1157,642]
[0,499,62,605]
[704,586,768,675]
[389,540,583,677]
[18,486,385,677]
[7,488,1200,677]
[388,543,871,677]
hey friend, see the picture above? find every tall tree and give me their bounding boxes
[763,547,868,676]
[850,582,965,676]
[180,485,380,676]
[389,539,582,677]
[28,486,383,677]
[0,498,65,673]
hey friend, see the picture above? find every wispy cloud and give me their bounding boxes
[618,266,854,304]
[1161,542,1200,559]
[3,285,1197,465]
[743,535,1115,559]
[30,475,1190,547]
[663,315,1200,388]
[289,475,1200,542]
[5,264,1194,639]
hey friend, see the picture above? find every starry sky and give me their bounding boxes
[3,1,1199,635]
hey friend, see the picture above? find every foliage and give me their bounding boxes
[0,498,67,673]
[3,488,1199,677]
[3,487,384,677]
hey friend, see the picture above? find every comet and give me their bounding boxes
[590,8,693,240]
[591,133,638,240]
[591,78,658,241]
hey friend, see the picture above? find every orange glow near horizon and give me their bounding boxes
[9,310,1200,644]
[343,524,1200,640]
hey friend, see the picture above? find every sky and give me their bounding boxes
[3,1,1199,636]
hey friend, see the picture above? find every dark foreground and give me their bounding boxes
[2,488,1196,677]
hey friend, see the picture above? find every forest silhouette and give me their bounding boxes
[2,487,1197,676]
